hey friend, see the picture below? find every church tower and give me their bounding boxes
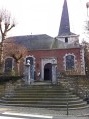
[58,0,71,36]
[56,0,79,46]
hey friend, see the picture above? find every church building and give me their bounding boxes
[3,0,85,83]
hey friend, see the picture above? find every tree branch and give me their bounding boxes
[11,53,22,62]
[7,24,15,32]
[0,22,3,34]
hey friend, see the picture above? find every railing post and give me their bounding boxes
[67,101,69,116]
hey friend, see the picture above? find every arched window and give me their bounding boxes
[66,55,74,70]
[4,58,13,72]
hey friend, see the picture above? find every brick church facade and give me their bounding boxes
[3,0,85,82]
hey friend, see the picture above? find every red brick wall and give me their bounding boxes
[27,48,81,75]
[3,43,82,76]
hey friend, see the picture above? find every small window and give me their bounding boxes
[65,37,68,43]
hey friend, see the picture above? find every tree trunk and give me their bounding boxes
[0,41,3,63]
[0,41,4,73]
[17,61,20,76]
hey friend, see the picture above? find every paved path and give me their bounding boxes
[0,105,89,118]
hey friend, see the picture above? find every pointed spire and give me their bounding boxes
[58,0,74,36]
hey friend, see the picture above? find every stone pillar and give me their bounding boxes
[27,64,31,84]
[25,60,31,85]
[30,65,34,83]
[52,59,57,84]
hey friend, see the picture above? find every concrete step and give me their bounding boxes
[3,97,81,102]
[15,88,69,92]
[2,99,85,104]
[5,94,77,98]
[1,102,87,109]
[8,92,75,95]
[2,97,80,101]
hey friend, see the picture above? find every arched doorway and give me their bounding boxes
[44,63,52,81]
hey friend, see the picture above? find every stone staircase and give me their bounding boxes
[58,78,89,99]
[0,81,88,110]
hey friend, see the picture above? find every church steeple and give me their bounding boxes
[58,0,74,36]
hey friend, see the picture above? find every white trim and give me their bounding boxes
[24,55,35,65]
[41,57,57,81]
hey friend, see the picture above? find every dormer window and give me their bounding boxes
[65,37,68,43]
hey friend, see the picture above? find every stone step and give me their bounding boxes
[2,96,80,101]
[1,102,87,109]
[17,85,64,89]
[11,94,75,97]
[10,92,75,95]
[7,94,77,98]
[15,88,69,92]
[2,99,84,104]
[15,88,66,92]
[1,83,88,110]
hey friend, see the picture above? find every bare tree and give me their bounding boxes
[3,42,27,75]
[81,3,89,76]
[11,45,27,76]
[82,40,89,76]
[0,9,16,65]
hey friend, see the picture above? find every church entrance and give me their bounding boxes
[44,63,52,81]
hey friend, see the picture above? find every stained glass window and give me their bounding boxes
[66,55,74,70]
[5,58,13,72]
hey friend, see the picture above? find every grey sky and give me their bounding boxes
[0,0,88,42]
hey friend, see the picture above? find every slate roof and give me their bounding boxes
[58,0,76,36]
[5,34,54,50]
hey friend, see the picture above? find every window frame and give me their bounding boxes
[65,55,74,70]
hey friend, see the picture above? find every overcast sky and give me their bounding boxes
[0,0,88,42]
